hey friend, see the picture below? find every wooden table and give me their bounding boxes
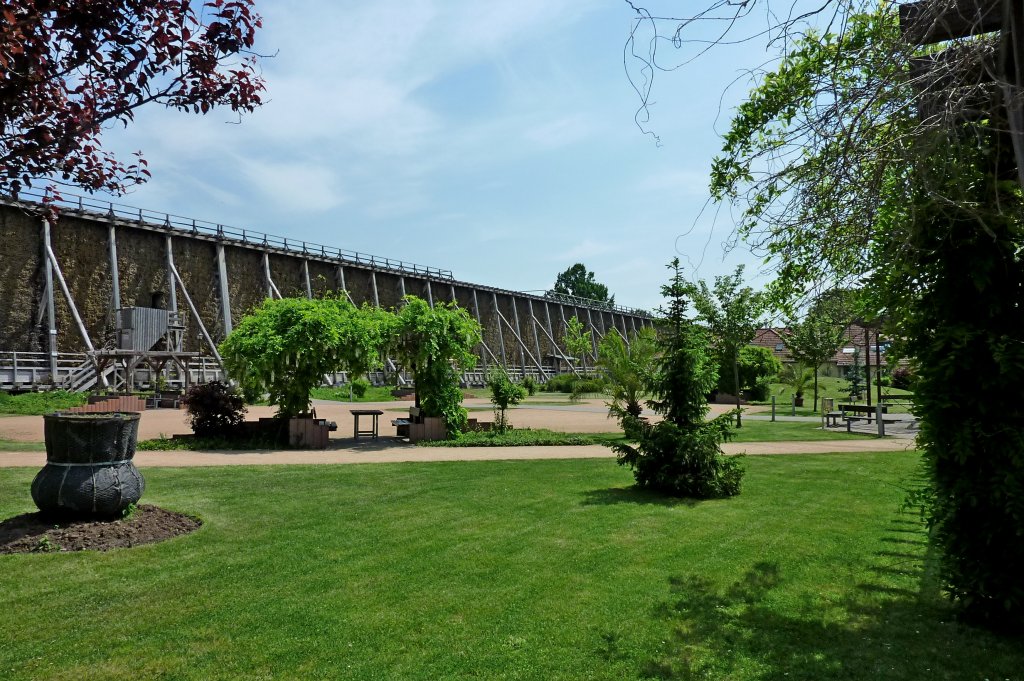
[350,409,384,439]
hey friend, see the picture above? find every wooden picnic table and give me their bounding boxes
[350,409,384,439]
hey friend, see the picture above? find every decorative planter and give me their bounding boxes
[31,412,144,517]
[408,416,447,442]
[794,396,805,407]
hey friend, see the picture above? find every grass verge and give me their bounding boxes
[1,453,1021,680]
[0,439,45,452]
[422,421,877,448]
[310,386,397,403]
[420,428,602,447]
[0,390,87,415]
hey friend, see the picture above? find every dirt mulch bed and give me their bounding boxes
[0,505,201,554]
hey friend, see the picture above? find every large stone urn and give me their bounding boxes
[31,412,145,517]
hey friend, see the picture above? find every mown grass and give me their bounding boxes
[425,421,876,448]
[0,390,87,415]
[0,439,45,452]
[420,428,601,447]
[756,376,914,412]
[1,453,1021,680]
[310,385,398,403]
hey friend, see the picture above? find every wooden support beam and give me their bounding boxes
[216,243,232,335]
[900,0,1002,45]
[492,292,508,366]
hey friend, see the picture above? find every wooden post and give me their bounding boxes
[216,242,232,335]
[302,259,312,299]
[492,292,508,367]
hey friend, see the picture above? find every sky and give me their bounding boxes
[98,0,788,312]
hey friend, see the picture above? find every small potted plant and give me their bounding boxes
[782,362,813,408]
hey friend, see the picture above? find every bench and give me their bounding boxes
[879,394,913,403]
[840,404,907,433]
[391,418,411,437]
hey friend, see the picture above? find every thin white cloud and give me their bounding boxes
[634,169,712,197]
[522,114,600,148]
[237,158,346,213]
[558,238,616,261]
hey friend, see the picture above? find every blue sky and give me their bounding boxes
[101,1,782,312]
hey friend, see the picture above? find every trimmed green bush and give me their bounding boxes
[350,377,371,398]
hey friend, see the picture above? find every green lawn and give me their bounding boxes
[0,439,44,452]
[754,377,914,413]
[310,385,398,403]
[0,390,87,415]
[2,453,1019,680]
[728,419,873,442]
[425,421,874,448]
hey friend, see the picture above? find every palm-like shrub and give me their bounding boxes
[597,326,657,426]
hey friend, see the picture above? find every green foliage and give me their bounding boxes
[597,327,658,428]
[392,296,482,438]
[614,259,743,499]
[779,362,813,399]
[310,385,396,403]
[716,345,782,399]
[486,369,527,433]
[688,265,766,426]
[181,381,246,438]
[846,349,865,398]
[540,373,577,393]
[350,377,371,398]
[785,305,847,410]
[0,390,87,415]
[880,148,1024,629]
[615,418,744,499]
[709,9,908,312]
[568,376,607,402]
[136,433,283,451]
[35,535,61,553]
[709,0,1024,625]
[220,297,386,418]
[519,375,538,396]
[121,502,139,520]
[563,316,592,369]
[548,263,614,304]
[424,428,597,448]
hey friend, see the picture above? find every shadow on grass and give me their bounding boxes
[616,514,1024,680]
[580,487,699,507]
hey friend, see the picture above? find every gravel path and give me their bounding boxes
[1,398,915,468]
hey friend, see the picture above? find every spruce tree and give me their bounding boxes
[613,259,744,498]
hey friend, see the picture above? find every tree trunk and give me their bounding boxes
[813,370,819,412]
[733,352,742,428]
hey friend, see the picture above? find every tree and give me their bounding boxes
[668,3,1024,627]
[220,297,377,419]
[785,309,846,411]
[613,259,743,499]
[390,296,482,438]
[722,345,782,402]
[548,263,614,305]
[563,315,593,372]
[597,326,658,435]
[486,368,527,433]
[1,1,265,196]
[688,265,766,427]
